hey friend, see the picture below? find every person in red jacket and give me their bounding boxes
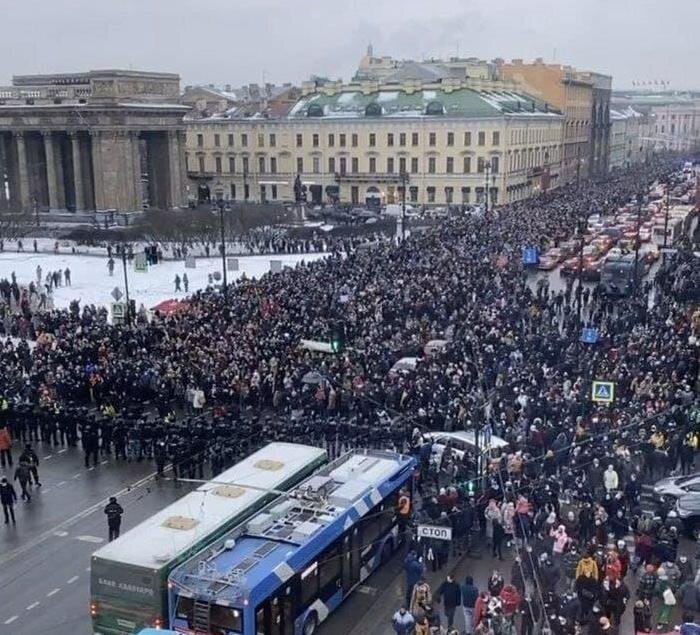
[0,425,12,469]
[473,591,490,628]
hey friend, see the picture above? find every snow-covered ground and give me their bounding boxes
[0,251,327,311]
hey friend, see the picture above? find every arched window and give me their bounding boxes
[307,103,324,117]
[364,102,383,117]
[425,101,445,116]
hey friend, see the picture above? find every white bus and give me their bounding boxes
[91,443,327,635]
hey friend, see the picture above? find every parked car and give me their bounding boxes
[653,473,700,504]
[538,248,563,271]
[581,257,604,282]
[422,430,509,465]
[675,492,700,535]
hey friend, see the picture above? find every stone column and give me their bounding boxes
[168,130,182,209]
[90,131,106,210]
[130,131,142,210]
[14,132,31,211]
[43,131,59,210]
[69,132,85,211]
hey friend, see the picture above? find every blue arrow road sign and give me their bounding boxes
[592,381,615,403]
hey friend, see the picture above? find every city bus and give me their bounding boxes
[91,443,327,635]
[168,449,416,635]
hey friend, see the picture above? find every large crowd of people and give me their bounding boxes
[0,157,698,633]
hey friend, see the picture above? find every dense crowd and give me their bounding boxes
[0,158,698,632]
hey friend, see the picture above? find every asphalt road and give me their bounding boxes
[0,443,196,635]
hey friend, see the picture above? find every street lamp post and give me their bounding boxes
[662,178,671,263]
[214,197,231,295]
[400,170,408,241]
[484,163,491,213]
[633,192,643,294]
[121,245,132,327]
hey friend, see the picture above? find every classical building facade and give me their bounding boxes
[185,77,564,207]
[0,70,188,214]
[499,59,598,186]
[579,72,612,177]
[612,91,700,153]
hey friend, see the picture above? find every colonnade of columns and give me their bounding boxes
[0,128,186,213]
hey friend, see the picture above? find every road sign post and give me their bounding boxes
[417,524,452,541]
[592,381,615,403]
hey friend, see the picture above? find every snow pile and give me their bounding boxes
[0,252,327,311]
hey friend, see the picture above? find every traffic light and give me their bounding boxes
[329,321,346,353]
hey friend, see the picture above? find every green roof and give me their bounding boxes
[287,87,560,120]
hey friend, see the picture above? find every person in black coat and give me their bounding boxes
[0,476,18,524]
[104,497,124,541]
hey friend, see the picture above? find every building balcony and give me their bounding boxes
[334,171,405,184]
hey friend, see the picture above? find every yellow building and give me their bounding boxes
[185,78,564,206]
[500,59,594,186]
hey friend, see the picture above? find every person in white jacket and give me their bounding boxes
[604,465,619,492]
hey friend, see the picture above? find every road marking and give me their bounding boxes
[0,467,162,568]
[76,535,104,544]
[356,585,377,595]
[54,531,68,537]
[44,454,53,460]
[26,602,39,610]
[67,576,79,584]
[87,466,95,471]
[101,460,109,465]
[56,481,66,487]
[72,473,81,479]
[58,449,67,454]
[84,567,90,572]
[46,588,61,597]
[42,488,51,494]
[4,616,18,624]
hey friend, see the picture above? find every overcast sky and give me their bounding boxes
[1,0,698,90]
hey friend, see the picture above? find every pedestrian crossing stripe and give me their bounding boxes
[592,381,615,403]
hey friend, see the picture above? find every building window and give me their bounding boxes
[328,157,335,173]
[258,157,265,173]
[228,134,234,146]
[230,183,236,199]
[339,133,346,147]
[447,132,454,146]
[492,131,500,146]
[411,157,419,173]
[339,157,347,175]
[296,133,303,147]
[491,188,498,205]
[399,157,406,173]
[296,157,303,173]
[428,157,436,173]
[445,187,453,203]
[352,157,359,173]
[461,186,470,203]
[477,157,485,173]
[270,157,277,173]
[409,186,418,202]
[351,133,358,147]
[446,157,454,173]
[387,133,394,147]
[369,133,376,147]
[369,157,376,173]
[399,132,406,147]
[185,154,189,171]
[257,133,264,147]
[312,134,319,147]
[328,133,335,147]
[198,155,205,172]
[242,156,249,174]
[478,131,485,146]
[464,131,471,146]
[269,134,276,147]
[312,157,320,174]
[387,157,394,173]
[411,132,419,146]
[491,156,499,173]
[271,184,277,199]
[427,186,435,203]
[351,186,359,204]
[214,134,220,147]
[228,156,235,173]
[197,134,204,148]
[463,156,471,173]
[429,132,436,147]
[241,134,248,147]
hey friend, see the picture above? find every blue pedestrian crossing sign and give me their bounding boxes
[581,327,599,344]
[521,247,539,265]
[592,381,615,403]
